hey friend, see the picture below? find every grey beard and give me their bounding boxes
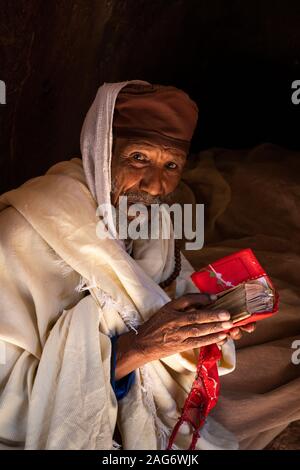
[110,178,178,240]
[110,180,177,206]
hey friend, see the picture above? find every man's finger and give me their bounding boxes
[179,320,233,339]
[240,322,256,333]
[229,327,243,340]
[172,293,217,311]
[177,309,231,325]
[183,332,228,349]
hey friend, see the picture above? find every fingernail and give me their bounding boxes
[231,327,240,334]
[218,333,227,340]
[219,338,228,345]
[210,294,218,301]
[218,312,230,320]
[221,321,233,329]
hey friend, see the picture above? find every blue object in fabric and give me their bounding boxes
[110,335,135,400]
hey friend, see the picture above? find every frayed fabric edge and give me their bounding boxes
[75,275,175,450]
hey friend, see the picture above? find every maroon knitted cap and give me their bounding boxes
[112,83,199,153]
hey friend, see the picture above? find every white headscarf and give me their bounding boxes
[81,80,148,208]
[80,79,176,284]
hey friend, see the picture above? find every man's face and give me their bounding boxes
[110,137,187,207]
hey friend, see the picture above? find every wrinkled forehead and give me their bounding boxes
[112,136,187,159]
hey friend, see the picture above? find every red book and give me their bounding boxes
[191,248,279,328]
[167,248,279,450]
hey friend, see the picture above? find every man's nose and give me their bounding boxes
[139,168,164,197]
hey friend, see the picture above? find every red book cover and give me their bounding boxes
[191,248,279,328]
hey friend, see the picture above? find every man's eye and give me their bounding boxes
[132,153,147,162]
[166,162,178,169]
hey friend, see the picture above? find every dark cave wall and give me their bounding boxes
[1,0,300,193]
[0,0,115,193]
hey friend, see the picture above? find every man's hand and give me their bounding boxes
[115,293,257,380]
[115,293,233,380]
[225,322,256,342]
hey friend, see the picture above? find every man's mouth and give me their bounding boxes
[111,188,175,209]
[123,192,162,206]
[127,199,153,207]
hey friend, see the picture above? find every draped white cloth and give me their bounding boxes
[0,80,237,450]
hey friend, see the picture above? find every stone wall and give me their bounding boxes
[1,0,300,193]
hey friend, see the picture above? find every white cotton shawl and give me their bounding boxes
[0,80,237,450]
[80,80,237,449]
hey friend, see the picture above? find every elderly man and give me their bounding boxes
[0,80,254,450]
